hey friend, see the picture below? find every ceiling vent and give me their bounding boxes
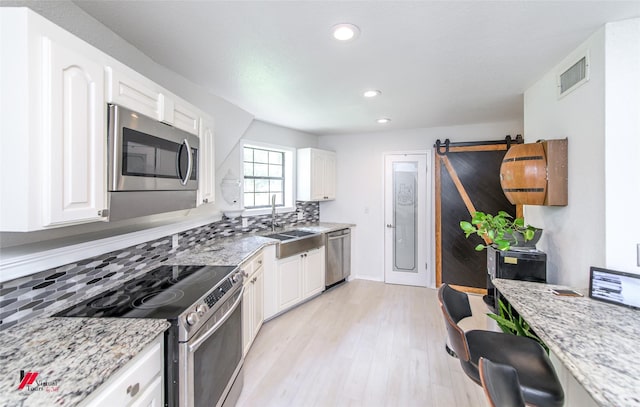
[557,53,589,98]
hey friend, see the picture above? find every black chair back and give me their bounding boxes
[479,357,526,407]
[437,284,473,362]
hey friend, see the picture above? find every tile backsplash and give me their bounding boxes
[0,201,319,331]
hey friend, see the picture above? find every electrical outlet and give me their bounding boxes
[297,211,304,221]
[172,233,179,249]
[242,217,248,228]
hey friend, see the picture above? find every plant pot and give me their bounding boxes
[506,229,543,248]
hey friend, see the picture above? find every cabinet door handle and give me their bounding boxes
[386,224,395,228]
[126,382,140,397]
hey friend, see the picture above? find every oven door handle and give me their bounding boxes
[179,138,193,186]
[188,287,244,353]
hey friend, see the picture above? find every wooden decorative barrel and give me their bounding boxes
[500,143,547,205]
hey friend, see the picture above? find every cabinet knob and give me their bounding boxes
[126,382,140,397]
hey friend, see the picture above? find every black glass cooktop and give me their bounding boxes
[54,265,236,320]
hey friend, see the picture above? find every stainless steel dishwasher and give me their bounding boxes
[325,228,351,287]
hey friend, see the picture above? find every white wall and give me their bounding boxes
[317,120,523,284]
[524,28,606,288]
[604,19,640,272]
[524,19,640,288]
[216,120,319,212]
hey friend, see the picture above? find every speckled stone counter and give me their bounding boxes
[168,222,355,266]
[0,221,354,406]
[0,317,169,406]
[493,278,640,407]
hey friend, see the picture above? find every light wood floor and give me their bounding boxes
[236,280,490,407]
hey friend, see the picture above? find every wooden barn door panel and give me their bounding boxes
[435,144,520,293]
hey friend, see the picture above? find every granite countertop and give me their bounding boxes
[169,222,355,266]
[492,278,640,407]
[0,317,169,407]
[0,221,355,406]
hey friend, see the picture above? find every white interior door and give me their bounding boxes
[384,154,429,286]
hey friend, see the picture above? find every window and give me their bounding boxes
[243,146,286,208]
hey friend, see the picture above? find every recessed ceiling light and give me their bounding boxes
[377,118,391,124]
[332,23,360,41]
[363,90,381,98]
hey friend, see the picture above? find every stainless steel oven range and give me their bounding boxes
[55,264,244,407]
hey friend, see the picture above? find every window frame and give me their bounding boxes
[241,140,296,215]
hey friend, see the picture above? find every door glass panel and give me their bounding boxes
[393,162,418,272]
[122,127,197,180]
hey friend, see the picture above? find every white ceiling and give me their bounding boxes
[73,1,640,135]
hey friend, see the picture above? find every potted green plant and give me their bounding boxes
[459,210,541,251]
[489,299,549,353]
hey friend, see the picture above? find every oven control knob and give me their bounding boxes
[186,312,199,326]
[196,304,208,316]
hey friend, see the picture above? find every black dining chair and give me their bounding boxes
[437,283,564,407]
[479,357,526,407]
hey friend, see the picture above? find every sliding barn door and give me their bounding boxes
[435,142,521,293]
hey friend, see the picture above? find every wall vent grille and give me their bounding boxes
[558,54,589,97]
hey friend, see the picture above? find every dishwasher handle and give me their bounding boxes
[326,229,350,239]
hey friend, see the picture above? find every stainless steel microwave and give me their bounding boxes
[106,104,199,221]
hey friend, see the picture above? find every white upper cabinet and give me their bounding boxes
[43,36,107,227]
[162,97,200,135]
[197,116,215,206]
[105,66,163,121]
[106,64,199,136]
[0,7,214,231]
[0,8,109,231]
[297,148,337,201]
[105,66,200,135]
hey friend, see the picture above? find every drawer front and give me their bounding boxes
[242,251,264,282]
[84,338,162,407]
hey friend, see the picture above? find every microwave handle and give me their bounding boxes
[180,139,193,186]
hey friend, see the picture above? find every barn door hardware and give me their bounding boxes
[434,135,523,156]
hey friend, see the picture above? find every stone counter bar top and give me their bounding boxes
[0,317,170,407]
[492,278,640,407]
[168,222,355,266]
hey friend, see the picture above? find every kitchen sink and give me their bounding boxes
[280,230,317,237]
[265,230,323,258]
[264,233,295,241]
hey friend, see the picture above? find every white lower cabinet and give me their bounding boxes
[242,252,265,356]
[277,255,304,310]
[81,336,163,407]
[275,247,325,314]
[129,375,163,407]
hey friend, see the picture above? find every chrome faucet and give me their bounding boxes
[270,194,278,231]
